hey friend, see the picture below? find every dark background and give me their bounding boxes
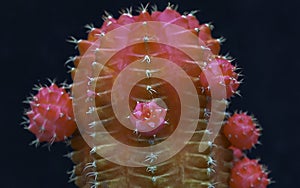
[2,0,299,187]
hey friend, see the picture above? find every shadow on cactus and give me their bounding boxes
[22,3,272,188]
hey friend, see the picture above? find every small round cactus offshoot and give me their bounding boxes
[223,112,261,150]
[230,157,270,188]
[25,83,77,146]
[130,100,167,136]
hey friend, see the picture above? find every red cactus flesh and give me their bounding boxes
[223,112,260,150]
[230,157,270,188]
[26,84,76,143]
[130,101,167,136]
[229,146,244,163]
[199,56,240,99]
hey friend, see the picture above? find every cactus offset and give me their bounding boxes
[229,157,270,188]
[22,3,271,188]
[199,57,240,98]
[223,112,260,150]
[25,83,76,145]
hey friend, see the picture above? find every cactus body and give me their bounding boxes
[67,5,233,188]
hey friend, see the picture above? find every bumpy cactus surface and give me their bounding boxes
[25,83,76,144]
[22,3,271,188]
[223,113,260,150]
[229,157,270,188]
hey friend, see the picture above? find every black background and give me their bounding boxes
[2,0,299,187]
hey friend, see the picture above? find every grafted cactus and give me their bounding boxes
[22,3,271,188]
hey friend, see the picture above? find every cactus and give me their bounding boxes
[22,3,271,188]
[229,157,270,188]
[199,57,240,99]
[129,100,168,136]
[25,83,76,146]
[223,112,260,150]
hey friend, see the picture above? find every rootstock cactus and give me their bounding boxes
[22,3,272,188]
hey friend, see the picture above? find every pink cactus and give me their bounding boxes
[25,83,76,144]
[199,56,240,98]
[230,157,270,188]
[130,101,167,136]
[223,112,261,150]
